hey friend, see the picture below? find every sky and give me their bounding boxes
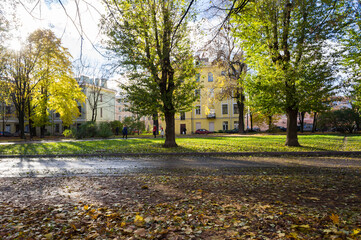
[4,0,221,90]
[8,0,106,63]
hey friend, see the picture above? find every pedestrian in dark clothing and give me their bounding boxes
[115,127,119,135]
[122,126,128,139]
[153,126,157,138]
[183,127,187,135]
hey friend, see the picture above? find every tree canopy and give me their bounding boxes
[232,0,349,146]
[102,0,199,147]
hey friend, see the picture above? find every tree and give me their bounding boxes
[6,45,40,139]
[122,116,145,135]
[211,22,247,133]
[232,0,348,146]
[103,0,198,147]
[341,2,361,116]
[75,63,110,122]
[0,81,12,133]
[318,108,359,133]
[28,29,86,137]
[297,60,336,132]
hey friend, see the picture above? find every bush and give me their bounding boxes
[318,108,359,133]
[110,120,123,134]
[76,121,98,139]
[63,129,75,138]
[218,130,224,133]
[98,122,113,138]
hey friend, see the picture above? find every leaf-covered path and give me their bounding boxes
[0,156,361,239]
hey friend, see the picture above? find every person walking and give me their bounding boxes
[122,125,128,139]
[115,126,119,135]
[153,125,157,138]
[160,127,164,138]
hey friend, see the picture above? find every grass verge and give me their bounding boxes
[0,134,360,156]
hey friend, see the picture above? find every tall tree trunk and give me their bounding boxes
[40,126,45,138]
[18,110,25,139]
[237,96,245,133]
[285,108,300,146]
[250,112,253,130]
[312,112,317,133]
[2,104,5,133]
[300,111,305,133]
[153,113,159,135]
[163,111,177,148]
[268,115,272,131]
[28,98,33,139]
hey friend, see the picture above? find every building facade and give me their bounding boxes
[174,59,245,134]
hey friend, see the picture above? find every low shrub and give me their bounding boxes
[98,122,113,138]
[63,129,75,138]
[76,121,98,139]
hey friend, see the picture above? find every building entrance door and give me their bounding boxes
[180,124,186,134]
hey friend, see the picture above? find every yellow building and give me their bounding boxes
[175,59,242,134]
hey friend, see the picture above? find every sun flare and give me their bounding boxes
[8,39,23,51]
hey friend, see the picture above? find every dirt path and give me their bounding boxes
[0,155,361,177]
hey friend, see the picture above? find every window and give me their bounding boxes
[195,106,201,115]
[234,121,239,129]
[119,116,122,121]
[180,112,186,120]
[222,104,228,115]
[223,121,229,131]
[55,113,60,118]
[208,72,213,82]
[118,107,122,111]
[196,73,200,82]
[233,103,239,114]
[78,106,82,114]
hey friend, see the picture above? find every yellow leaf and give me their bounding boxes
[84,205,89,210]
[120,222,126,227]
[330,213,339,225]
[352,228,361,236]
[45,233,53,240]
[134,215,144,225]
[291,224,310,230]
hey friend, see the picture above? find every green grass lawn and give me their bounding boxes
[0,134,360,156]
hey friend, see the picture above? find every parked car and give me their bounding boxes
[195,129,211,134]
[225,128,239,133]
[13,130,30,137]
[132,129,142,134]
[276,126,287,132]
[0,131,13,137]
[247,127,260,132]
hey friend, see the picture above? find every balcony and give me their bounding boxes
[207,113,216,119]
